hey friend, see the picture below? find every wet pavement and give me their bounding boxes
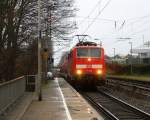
[0,78,104,120]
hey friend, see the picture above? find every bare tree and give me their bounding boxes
[0,0,31,80]
[0,0,76,81]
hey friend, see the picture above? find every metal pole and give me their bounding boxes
[142,35,145,45]
[113,48,115,61]
[112,48,115,71]
[94,38,102,46]
[38,0,42,101]
[49,6,52,71]
[129,42,133,74]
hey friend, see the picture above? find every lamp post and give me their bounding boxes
[129,42,133,74]
[117,37,133,74]
[38,0,42,101]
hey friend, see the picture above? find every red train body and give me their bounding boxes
[59,42,106,87]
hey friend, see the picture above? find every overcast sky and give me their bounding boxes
[54,0,150,65]
[75,0,150,55]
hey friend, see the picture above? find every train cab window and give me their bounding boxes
[77,48,89,57]
[77,48,101,58]
[90,48,101,57]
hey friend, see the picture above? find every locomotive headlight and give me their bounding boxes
[76,70,82,75]
[88,58,91,62]
[97,70,102,75]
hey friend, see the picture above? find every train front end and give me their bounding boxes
[72,45,106,86]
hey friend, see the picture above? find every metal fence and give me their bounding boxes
[0,76,26,115]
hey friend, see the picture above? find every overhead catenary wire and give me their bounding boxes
[73,0,103,39]
[77,13,150,38]
[127,26,150,37]
[82,0,112,35]
[126,13,150,22]
[77,12,150,32]
[78,0,102,26]
[76,16,117,22]
[105,13,150,41]
[116,17,150,38]
[117,13,150,31]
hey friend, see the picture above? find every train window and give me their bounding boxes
[77,48,89,57]
[77,48,101,58]
[90,48,101,57]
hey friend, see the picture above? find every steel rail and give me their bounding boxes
[98,90,150,119]
[84,93,119,120]
[107,79,150,92]
[107,78,150,88]
[83,91,150,120]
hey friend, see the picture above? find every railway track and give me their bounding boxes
[107,78,150,90]
[84,90,150,120]
[106,79,150,96]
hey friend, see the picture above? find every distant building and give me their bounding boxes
[132,41,150,64]
[125,54,139,64]
[114,55,127,64]
[105,54,127,64]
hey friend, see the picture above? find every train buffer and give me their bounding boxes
[0,77,104,120]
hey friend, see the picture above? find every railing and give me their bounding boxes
[0,76,26,115]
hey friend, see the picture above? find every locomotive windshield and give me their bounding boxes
[77,48,101,58]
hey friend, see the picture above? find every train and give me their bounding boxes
[59,41,106,88]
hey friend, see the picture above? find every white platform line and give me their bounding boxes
[56,78,72,120]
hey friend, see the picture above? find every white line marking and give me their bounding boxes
[56,78,72,120]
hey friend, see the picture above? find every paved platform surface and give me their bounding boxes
[58,78,104,120]
[21,78,68,120]
[0,93,34,120]
[21,78,104,120]
[1,78,104,120]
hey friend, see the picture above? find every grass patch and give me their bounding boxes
[107,74,150,82]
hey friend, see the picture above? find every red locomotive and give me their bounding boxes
[59,41,106,87]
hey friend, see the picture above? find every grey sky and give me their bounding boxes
[75,0,150,56]
[54,0,150,65]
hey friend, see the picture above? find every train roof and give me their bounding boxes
[73,41,103,49]
[75,46,102,48]
[75,41,97,46]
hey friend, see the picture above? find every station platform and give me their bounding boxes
[1,78,104,120]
